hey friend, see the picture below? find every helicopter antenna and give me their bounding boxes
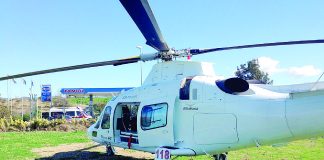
[310,72,324,91]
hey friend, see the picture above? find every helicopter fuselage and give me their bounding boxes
[88,61,324,156]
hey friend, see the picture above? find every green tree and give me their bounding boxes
[235,59,273,84]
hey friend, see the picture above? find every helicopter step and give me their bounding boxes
[106,145,116,156]
[120,132,139,144]
[213,153,227,160]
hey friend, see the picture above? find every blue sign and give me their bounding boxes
[60,88,133,95]
[41,85,52,102]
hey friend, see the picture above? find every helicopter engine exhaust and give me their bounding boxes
[216,78,249,94]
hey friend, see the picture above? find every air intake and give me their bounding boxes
[216,78,249,94]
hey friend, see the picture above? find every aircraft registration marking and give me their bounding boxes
[155,148,171,160]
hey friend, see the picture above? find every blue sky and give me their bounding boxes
[1,0,324,98]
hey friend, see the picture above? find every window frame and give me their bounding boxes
[50,112,64,118]
[115,102,140,133]
[140,103,168,131]
[94,110,104,129]
[65,111,76,117]
[101,106,112,129]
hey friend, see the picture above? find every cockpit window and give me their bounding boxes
[101,106,112,129]
[94,111,104,129]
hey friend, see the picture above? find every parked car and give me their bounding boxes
[48,107,92,120]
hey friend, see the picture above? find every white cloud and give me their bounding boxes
[257,57,322,77]
[288,65,322,77]
[258,56,282,74]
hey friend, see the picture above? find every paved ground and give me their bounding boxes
[32,142,155,160]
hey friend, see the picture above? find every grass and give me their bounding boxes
[0,131,90,160]
[176,137,324,160]
[67,97,111,106]
[227,138,324,160]
[0,131,323,160]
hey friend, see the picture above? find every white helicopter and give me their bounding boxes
[1,0,324,160]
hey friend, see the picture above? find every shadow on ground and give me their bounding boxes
[35,151,149,160]
[35,144,152,160]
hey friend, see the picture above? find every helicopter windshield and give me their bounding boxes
[94,109,105,129]
[101,106,112,129]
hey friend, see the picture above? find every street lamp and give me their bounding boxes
[21,78,26,119]
[136,45,143,86]
[6,78,9,110]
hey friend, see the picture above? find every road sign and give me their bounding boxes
[41,85,51,102]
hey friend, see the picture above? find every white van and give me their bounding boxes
[49,107,92,119]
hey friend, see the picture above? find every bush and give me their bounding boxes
[93,103,106,116]
[30,119,50,130]
[70,118,93,128]
[11,114,23,121]
[11,118,28,131]
[58,124,71,132]
[88,118,97,125]
[0,117,94,132]
[8,126,20,132]
[0,117,28,132]
[23,114,30,121]
[49,119,66,128]
[0,118,9,131]
[0,106,10,119]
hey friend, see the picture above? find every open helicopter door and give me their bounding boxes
[96,106,114,143]
[113,102,140,145]
[137,100,174,147]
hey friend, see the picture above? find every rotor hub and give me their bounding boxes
[159,48,192,61]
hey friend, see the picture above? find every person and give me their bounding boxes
[122,107,131,132]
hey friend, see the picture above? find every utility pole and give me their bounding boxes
[89,94,94,118]
[10,79,16,115]
[21,78,26,120]
[6,79,9,111]
[30,81,33,120]
[21,95,24,120]
[35,94,38,119]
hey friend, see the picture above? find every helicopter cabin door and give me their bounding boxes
[113,103,140,145]
[138,102,174,147]
[97,106,114,143]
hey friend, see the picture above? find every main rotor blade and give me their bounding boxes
[120,0,169,52]
[190,39,324,55]
[0,56,140,81]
